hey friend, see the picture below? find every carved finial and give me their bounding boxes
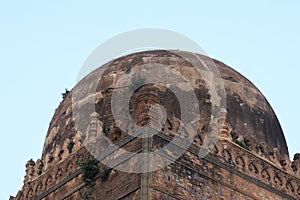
[86,112,102,143]
[34,159,44,177]
[9,195,16,200]
[44,153,54,170]
[244,136,257,150]
[24,159,35,184]
[217,108,232,140]
[257,142,268,157]
[54,146,64,161]
[268,147,281,167]
[73,131,82,151]
[292,153,300,177]
[280,154,292,173]
[170,115,180,135]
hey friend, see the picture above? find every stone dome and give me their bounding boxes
[41,50,289,170]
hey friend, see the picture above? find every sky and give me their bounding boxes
[0,1,299,199]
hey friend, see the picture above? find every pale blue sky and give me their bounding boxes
[1,1,299,199]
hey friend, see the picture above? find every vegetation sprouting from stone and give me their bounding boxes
[61,88,70,99]
[77,158,99,185]
[37,169,42,175]
[99,166,111,181]
[232,138,251,151]
[102,87,110,94]
[124,66,131,74]
[76,157,111,185]
[103,125,110,136]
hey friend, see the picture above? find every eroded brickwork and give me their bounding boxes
[10,50,300,200]
[149,132,299,200]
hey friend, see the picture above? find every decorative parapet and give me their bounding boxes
[214,109,300,181]
[23,159,35,184]
[214,139,300,199]
[10,147,89,200]
[11,110,300,199]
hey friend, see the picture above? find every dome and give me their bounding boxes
[41,50,289,170]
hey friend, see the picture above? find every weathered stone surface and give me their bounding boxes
[41,50,289,171]
[10,50,299,200]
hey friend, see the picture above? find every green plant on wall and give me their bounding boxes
[99,166,111,181]
[102,87,110,94]
[78,158,100,185]
[124,66,131,74]
[77,158,111,186]
[232,138,251,151]
[61,88,70,99]
[37,169,42,175]
[103,125,110,136]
